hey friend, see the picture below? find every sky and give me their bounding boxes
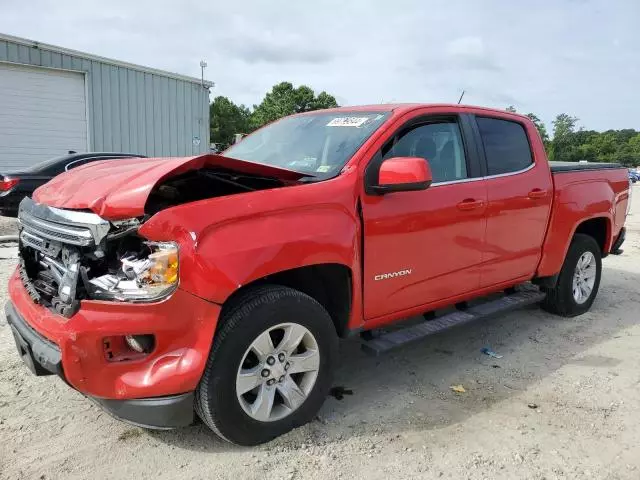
[1,0,638,131]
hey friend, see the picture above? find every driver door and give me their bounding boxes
[361,115,488,320]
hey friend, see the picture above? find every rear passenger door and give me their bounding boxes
[474,116,553,287]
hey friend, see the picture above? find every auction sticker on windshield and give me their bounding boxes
[327,117,371,127]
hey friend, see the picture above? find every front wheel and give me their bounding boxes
[541,233,602,317]
[195,285,338,445]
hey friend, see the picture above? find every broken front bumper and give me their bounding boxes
[6,300,62,376]
[6,300,194,429]
[6,269,222,428]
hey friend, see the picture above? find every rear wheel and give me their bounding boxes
[195,285,338,445]
[541,233,602,317]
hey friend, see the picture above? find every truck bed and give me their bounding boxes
[549,161,624,173]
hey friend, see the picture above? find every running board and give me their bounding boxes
[360,286,546,356]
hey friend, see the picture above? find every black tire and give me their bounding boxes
[541,233,602,317]
[195,285,338,445]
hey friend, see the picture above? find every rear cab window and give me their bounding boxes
[476,117,533,176]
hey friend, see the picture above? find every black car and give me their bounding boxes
[0,152,145,217]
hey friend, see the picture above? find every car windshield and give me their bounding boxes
[223,111,390,179]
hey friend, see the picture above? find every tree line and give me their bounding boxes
[210,81,338,149]
[209,84,640,167]
[507,106,639,166]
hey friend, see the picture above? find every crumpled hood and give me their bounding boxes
[33,153,307,220]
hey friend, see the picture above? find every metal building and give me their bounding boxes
[0,33,212,170]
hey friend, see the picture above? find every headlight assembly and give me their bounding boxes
[89,242,179,301]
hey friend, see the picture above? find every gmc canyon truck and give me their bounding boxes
[5,104,629,445]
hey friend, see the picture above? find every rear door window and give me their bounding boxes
[476,117,533,176]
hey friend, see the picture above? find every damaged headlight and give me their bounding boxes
[89,242,179,301]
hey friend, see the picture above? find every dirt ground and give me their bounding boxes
[0,216,17,237]
[2,190,640,480]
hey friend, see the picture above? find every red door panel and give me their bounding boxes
[480,165,552,286]
[362,181,487,319]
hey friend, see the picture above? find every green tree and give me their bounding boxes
[505,105,517,113]
[613,133,640,167]
[250,82,338,129]
[210,96,251,148]
[552,113,578,139]
[590,131,618,162]
[550,114,579,161]
[312,91,340,111]
[525,113,550,147]
[629,133,640,153]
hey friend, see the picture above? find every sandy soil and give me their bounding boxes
[2,189,640,480]
[0,216,17,237]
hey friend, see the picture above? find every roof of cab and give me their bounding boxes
[299,103,532,122]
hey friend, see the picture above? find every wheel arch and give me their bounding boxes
[573,216,611,255]
[219,263,354,339]
[534,209,613,278]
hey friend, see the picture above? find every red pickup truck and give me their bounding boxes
[6,104,629,445]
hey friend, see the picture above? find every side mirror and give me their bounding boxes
[372,157,432,194]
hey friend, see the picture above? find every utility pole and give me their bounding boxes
[200,60,207,87]
[457,90,465,104]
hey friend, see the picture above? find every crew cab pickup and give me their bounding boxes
[5,104,629,445]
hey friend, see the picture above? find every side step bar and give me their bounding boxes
[361,286,546,356]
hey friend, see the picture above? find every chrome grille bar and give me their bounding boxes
[17,197,111,247]
[19,230,62,256]
[19,210,93,246]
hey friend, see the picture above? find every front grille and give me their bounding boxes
[20,230,63,257]
[19,210,94,247]
[16,197,112,317]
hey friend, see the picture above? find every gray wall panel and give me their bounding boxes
[7,42,18,62]
[119,68,130,152]
[101,64,113,150]
[161,77,170,156]
[176,78,185,156]
[0,41,7,61]
[90,61,103,151]
[17,44,29,63]
[0,35,210,168]
[136,71,146,156]
[168,79,177,156]
[110,65,121,152]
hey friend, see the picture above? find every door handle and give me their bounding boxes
[456,199,485,211]
[528,188,547,199]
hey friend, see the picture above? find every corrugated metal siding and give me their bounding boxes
[0,38,210,159]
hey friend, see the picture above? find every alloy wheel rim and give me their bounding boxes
[572,251,596,304]
[236,323,320,422]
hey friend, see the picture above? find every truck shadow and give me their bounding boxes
[150,265,640,452]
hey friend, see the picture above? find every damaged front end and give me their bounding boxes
[17,197,178,318]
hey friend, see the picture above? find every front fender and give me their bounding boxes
[139,181,359,304]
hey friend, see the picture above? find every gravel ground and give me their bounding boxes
[2,190,640,480]
[0,216,17,237]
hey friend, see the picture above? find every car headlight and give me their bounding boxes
[89,242,179,301]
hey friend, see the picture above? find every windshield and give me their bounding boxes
[223,111,390,179]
